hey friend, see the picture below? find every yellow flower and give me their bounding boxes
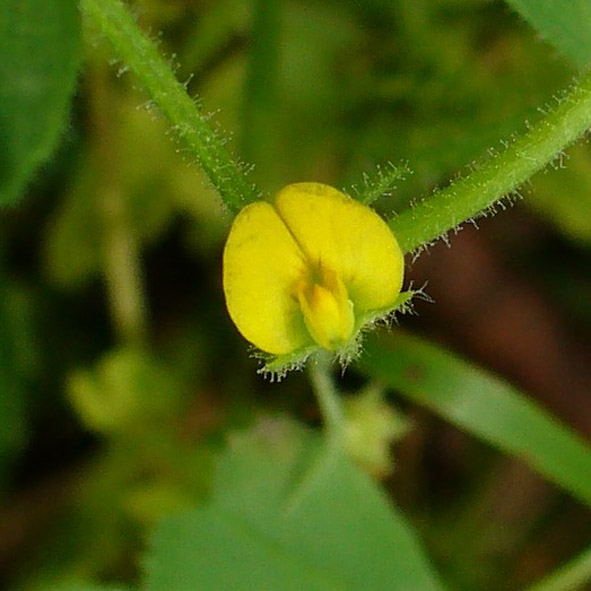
[222,183,404,357]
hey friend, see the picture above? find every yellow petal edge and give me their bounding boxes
[222,182,404,356]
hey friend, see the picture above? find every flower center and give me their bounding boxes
[296,264,354,350]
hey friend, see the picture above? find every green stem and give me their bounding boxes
[391,72,591,254]
[308,351,345,441]
[89,64,148,346]
[80,0,260,214]
[524,547,591,591]
[100,186,148,345]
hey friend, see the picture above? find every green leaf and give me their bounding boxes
[39,585,129,591]
[504,0,591,68]
[0,0,80,206]
[359,331,591,506]
[145,418,446,591]
[67,347,186,435]
[529,143,591,244]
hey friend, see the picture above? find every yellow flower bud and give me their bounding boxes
[222,183,404,357]
[297,264,355,350]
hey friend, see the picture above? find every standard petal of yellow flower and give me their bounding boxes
[297,265,354,350]
[273,183,403,314]
[223,183,405,357]
[222,201,311,355]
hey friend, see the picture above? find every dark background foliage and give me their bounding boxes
[1,0,590,590]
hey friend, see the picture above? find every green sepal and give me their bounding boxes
[258,290,421,379]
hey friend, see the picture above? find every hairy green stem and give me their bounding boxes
[524,547,591,591]
[391,72,591,254]
[356,162,411,205]
[308,351,345,441]
[80,0,259,214]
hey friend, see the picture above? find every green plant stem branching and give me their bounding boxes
[82,0,591,255]
[80,0,259,214]
[391,71,591,254]
[524,546,591,591]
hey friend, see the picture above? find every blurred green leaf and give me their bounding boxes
[277,2,357,182]
[342,384,411,477]
[43,153,105,288]
[530,143,591,244]
[0,0,80,205]
[523,546,591,591]
[43,94,223,289]
[504,0,591,68]
[145,418,446,591]
[0,375,25,489]
[68,347,185,435]
[180,0,249,76]
[359,332,591,506]
[0,278,37,489]
[40,585,130,591]
[240,0,282,191]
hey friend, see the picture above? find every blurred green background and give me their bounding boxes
[1,0,590,590]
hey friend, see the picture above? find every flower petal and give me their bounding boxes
[273,183,404,312]
[297,266,354,350]
[223,201,311,355]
